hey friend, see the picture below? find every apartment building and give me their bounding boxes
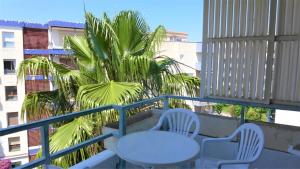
[0,20,84,166]
[0,22,28,167]
[24,21,84,161]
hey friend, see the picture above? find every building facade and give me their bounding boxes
[0,23,28,167]
[159,31,202,76]
[0,20,84,166]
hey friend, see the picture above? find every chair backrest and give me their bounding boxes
[233,123,264,162]
[159,108,200,138]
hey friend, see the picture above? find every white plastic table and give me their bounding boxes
[116,131,200,168]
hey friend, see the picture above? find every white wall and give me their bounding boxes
[0,26,29,164]
[158,41,201,76]
[48,27,84,49]
[275,110,300,127]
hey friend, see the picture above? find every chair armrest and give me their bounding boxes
[149,115,166,131]
[200,137,232,158]
[217,160,251,169]
[149,123,162,131]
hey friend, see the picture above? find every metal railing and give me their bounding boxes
[1,95,300,169]
[0,96,168,169]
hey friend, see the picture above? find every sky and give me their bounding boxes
[0,0,203,42]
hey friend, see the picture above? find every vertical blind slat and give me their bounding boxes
[218,42,225,96]
[212,42,220,95]
[237,41,245,98]
[207,43,213,94]
[224,42,231,97]
[200,0,210,98]
[295,42,300,101]
[290,42,298,100]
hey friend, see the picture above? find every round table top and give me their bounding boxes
[116,131,200,167]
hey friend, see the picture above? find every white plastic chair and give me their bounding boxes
[150,108,200,139]
[198,123,264,169]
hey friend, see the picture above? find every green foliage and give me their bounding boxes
[246,107,268,121]
[169,99,191,110]
[77,81,142,108]
[212,104,226,114]
[18,10,200,168]
[214,104,269,121]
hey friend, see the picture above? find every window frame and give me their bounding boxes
[11,161,22,168]
[2,32,15,48]
[3,59,16,74]
[7,112,19,127]
[5,86,18,101]
[8,137,21,152]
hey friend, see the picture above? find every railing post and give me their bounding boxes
[117,106,126,169]
[118,106,126,136]
[240,106,246,125]
[163,96,169,110]
[267,109,275,123]
[162,96,169,130]
[40,125,50,168]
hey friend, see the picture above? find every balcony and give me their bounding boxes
[0,95,300,169]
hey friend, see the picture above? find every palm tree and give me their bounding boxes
[18,11,200,168]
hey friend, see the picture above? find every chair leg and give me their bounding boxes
[179,161,195,169]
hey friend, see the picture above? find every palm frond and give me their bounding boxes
[162,73,200,97]
[120,52,156,81]
[77,81,141,108]
[21,90,71,120]
[85,12,118,61]
[113,11,149,57]
[18,57,79,97]
[64,36,95,69]
[145,25,166,52]
[85,12,120,80]
[18,57,53,79]
[44,118,97,168]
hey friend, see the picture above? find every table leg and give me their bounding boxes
[118,159,126,169]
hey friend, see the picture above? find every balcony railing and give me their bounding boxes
[1,95,300,169]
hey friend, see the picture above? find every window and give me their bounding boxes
[8,137,20,152]
[5,86,18,101]
[2,32,15,48]
[7,112,18,126]
[4,59,16,74]
[11,161,22,168]
[59,58,76,68]
[170,36,182,42]
[180,54,184,60]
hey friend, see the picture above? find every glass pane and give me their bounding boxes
[11,161,22,168]
[8,137,20,152]
[3,41,15,48]
[2,32,15,48]
[7,112,18,126]
[5,86,18,101]
[2,32,14,38]
[4,60,16,74]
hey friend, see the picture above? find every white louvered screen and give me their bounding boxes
[201,0,300,105]
[272,0,300,104]
[201,0,274,103]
